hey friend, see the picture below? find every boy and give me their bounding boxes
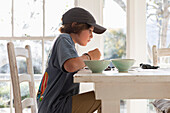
[37,7,106,113]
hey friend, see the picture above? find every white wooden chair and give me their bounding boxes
[7,42,37,113]
[152,45,170,66]
[152,45,170,113]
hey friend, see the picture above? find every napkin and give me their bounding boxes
[151,99,170,113]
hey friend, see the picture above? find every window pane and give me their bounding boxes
[0,0,12,36]
[0,82,10,108]
[20,82,30,100]
[168,20,170,46]
[45,0,74,36]
[0,41,42,74]
[0,41,9,74]
[103,0,127,60]
[146,0,170,63]
[14,0,43,36]
[44,40,53,68]
[13,40,42,74]
[16,57,27,74]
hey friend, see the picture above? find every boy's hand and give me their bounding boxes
[88,48,101,60]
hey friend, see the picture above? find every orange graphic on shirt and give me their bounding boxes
[40,72,48,96]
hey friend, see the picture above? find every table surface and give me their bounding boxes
[74,68,170,83]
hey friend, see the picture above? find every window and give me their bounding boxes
[0,0,74,112]
[146,0,170,65]
[103,0,127,60]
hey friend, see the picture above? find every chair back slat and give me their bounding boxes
[19,74,31,83]
[158,48,170,57]
[22,98,34,109]
[15,48,29,58]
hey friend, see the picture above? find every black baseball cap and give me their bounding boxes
[62,7,106,34]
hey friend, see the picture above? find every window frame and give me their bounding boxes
[0,0,75,112]
[0,0,149,113]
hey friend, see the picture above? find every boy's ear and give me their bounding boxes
[71,22,77,27]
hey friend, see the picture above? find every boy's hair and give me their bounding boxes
[59,23,91,34]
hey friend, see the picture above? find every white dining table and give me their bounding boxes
[74,68,170,113]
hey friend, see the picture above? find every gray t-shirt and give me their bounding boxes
[37,33,79,113]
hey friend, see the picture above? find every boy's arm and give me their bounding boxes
[64,48,101,72]
[63,54,89,72]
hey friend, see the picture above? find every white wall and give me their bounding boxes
[127,0,147,66]
[126,0,148,112]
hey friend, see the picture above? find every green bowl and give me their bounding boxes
[84,60,111,73]
[111,59,135,72]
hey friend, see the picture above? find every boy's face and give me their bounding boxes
[76,26,94,46]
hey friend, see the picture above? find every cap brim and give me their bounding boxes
[88,23,106,34]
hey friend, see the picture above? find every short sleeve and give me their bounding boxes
[54,36,79,72]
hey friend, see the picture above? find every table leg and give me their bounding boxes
[102,99,120,113]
